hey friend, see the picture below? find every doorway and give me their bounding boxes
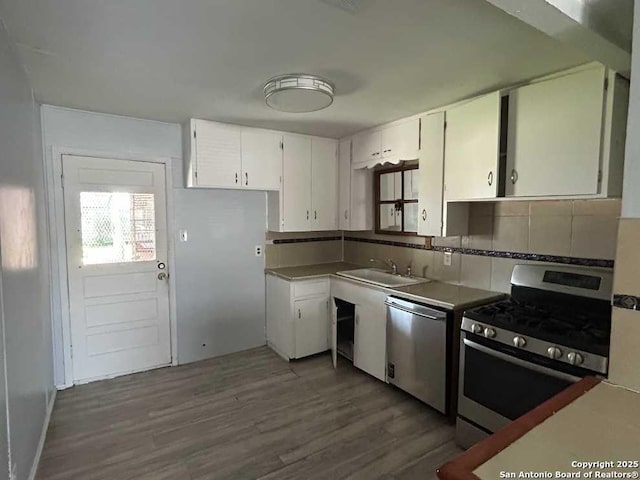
[61,155,171,383]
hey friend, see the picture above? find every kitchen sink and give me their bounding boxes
[336,268,429,288]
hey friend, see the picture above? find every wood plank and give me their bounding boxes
[37,346,459,480]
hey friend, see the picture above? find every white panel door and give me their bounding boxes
[294,296,329,358]
[311,137,338,231]
[282,134,312,231]
[353,301,386,381]
[444,92,501,200]
[418,112,445,236]
[194,120,242,188]
[338,139,352,230]
[241,129,282,191]
[62,155,171,383]
[506,67,605,197]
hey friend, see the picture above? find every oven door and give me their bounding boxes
[458,332,582,434]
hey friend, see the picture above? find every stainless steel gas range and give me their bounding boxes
[456,264,613,449]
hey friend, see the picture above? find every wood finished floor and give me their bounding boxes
[37,347,461,480]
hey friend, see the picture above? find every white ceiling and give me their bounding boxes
[0,0,589,138]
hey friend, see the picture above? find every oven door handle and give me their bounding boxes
[463,338,582,383]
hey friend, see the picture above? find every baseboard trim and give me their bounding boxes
[28,389,56,480]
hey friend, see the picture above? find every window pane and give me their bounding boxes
[80,192,156,265]
[404,203,418,233]
[404,170,419,200]
[379,204,401,232]
[380,172,401,201]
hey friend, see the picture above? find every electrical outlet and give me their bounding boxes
[179,229,188,242]
[255,245,263,257]
[443,251,452,266]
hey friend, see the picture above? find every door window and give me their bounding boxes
[80,192,156,265]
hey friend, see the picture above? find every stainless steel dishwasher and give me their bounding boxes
[385,296,448,414]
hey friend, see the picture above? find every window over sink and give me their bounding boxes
[375,164,419,235]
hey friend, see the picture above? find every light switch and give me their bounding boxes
[444,251,452,266]
[179,229,188,242]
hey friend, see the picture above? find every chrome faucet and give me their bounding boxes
[370,258,398,275]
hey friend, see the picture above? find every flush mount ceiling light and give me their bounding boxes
[263,74,334,113]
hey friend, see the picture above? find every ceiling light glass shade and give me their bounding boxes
[264,74,334,113]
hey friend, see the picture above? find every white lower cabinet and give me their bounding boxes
[294,297,330,359]
[331,278,387,381]
[266,275,329,360]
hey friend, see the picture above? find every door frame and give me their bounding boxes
[45,146,179,388]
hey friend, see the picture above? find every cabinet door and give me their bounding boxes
[194,120,242,188]
[294,297,329,359]
[311,137,338,231]
[241,129,282,190]
[282,134,312,231]
[381,119,419,162]
[349,168,374,231]
[418,112,445,236]
[506,67,605,197]
[338,139,352,230]
[352,130,381,165]
[444,92,501,200]
[353,302,386,381]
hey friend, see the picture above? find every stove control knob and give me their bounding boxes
[547,346,563,360]
[513,336,527,348]
[483,327,496,339]
[471,323,483,334]
[567,352,584,366]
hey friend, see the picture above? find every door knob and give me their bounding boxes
[158,272,168,280]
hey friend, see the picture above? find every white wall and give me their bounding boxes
[41,105,182,386]
[622,0,640,218]
[0,20,54,480]
[41,105,267,385]
[175,188,266,364]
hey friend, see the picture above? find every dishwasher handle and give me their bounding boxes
[385,300,446,321]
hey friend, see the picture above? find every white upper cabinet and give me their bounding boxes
[190,120,242,188]
[418,112,445,236]
[185,119,282,190]
[282,134,313,232]
[311,137,338,231]
[352,129,381,165]
[240,129,282,190]
[338,138,374,231]
[444,92,502,201]
[506,66,605,197]
[338,139,351,230]
[352,120,419,167]
[380,119,419,161]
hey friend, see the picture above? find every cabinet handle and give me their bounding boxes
[355,315,359,325]
[510,169,518,184]
[421,209,427,221]
[245,172,249,186]
[344,209,348,220]
[298,309,301,319]
[235,173,238,184]
[306,210,309,220]
[487,171,493,186]
[314,210,317,220]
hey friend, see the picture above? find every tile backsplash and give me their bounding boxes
[265,231,343,268]
[344,199,620,293]
[267,199,620,294]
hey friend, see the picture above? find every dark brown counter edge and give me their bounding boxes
[437,376,602,480]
